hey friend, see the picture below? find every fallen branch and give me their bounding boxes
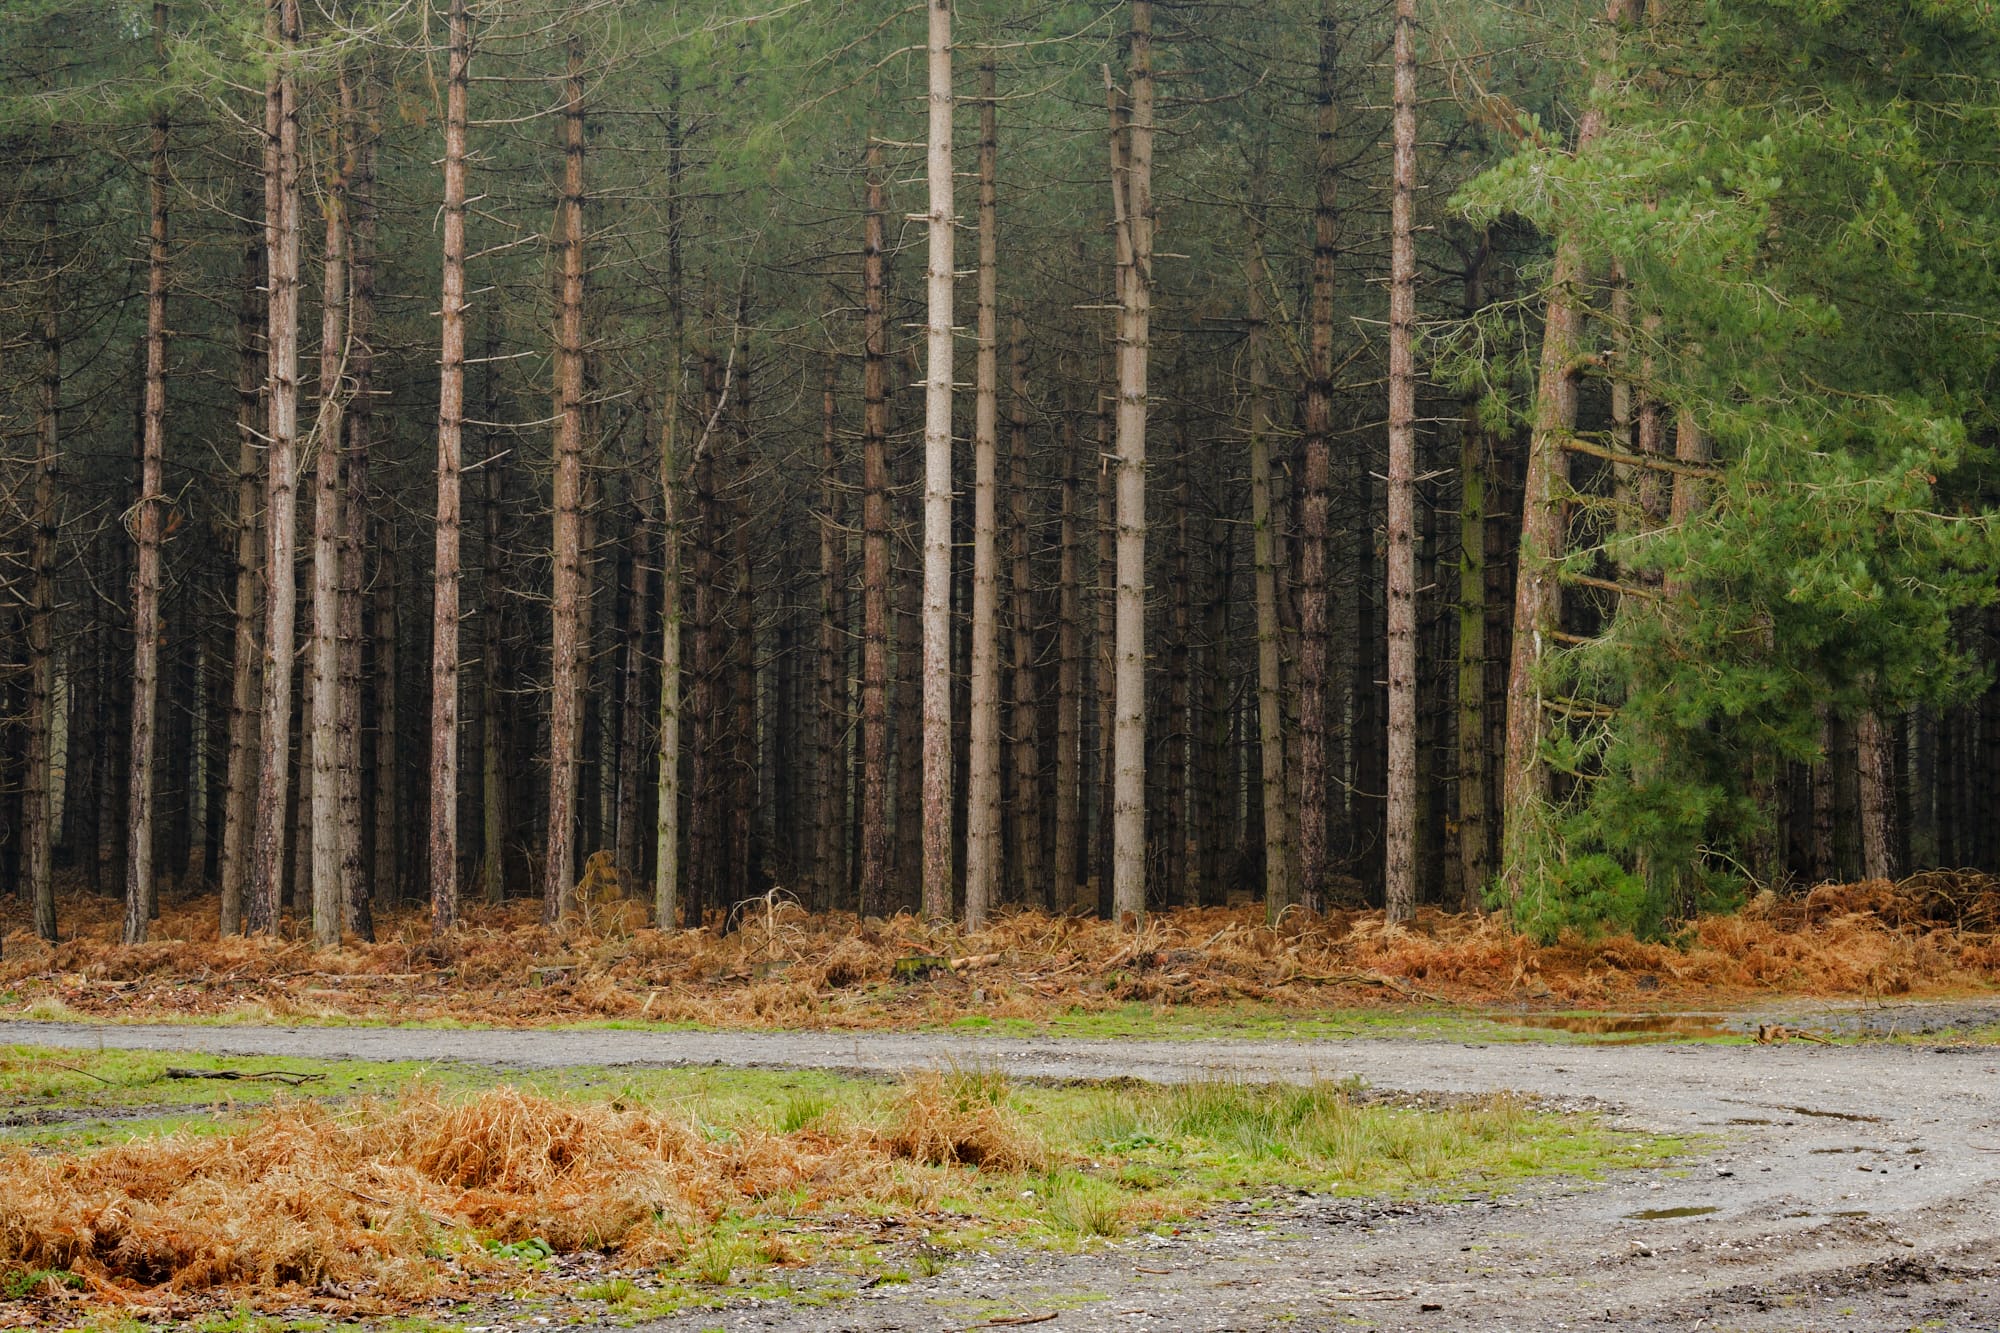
[164,1067,325,1087]
[949,952,1005,972]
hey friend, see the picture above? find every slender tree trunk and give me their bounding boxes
[1857,711,1895,881]
[26,199,61,942]
[1107,0,1154,928]
[1383,0,1419,922]
[815,350,846,911]
[859,143,892,918]
[372,476,401,906]
[965,57,1001,929]
[126,2,172,944]
[615,449,651,886]
[1165,418,1192,907]
[726,338,756,910]
[1094,388,1116,918]
[1008,319,1044,909]
[221,188,264,937]
[1052,414,1082,911]
[1500,0,1639,903]
[1246,189,1293,922]
[249,0,303,935]
[1456,237,1492,911]
[918,0,956,923]
[428,0,471,932]
[309,68,351,948]
[654,86,686,929]
[340,74,375,941]
[479,325,508,903]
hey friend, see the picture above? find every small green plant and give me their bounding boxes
[576,1277,638,1307]
[1039,1171,1126,1239]
[2,1267,84,1299]
[778,1090,830,1133]
[482,1237,555,1268]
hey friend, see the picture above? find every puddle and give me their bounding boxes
[1623,1206,1720,1221]
[1785,1106,1884,1124]
[1489,1013,1732,1041]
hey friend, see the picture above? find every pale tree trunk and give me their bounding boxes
[1383,0,1419,923]
[479,326,508,904]
[544,35,589,922]
[964,56,1001,930]
[1246,186,1293,923]
[919,0,956,924]
[614,472,650,883]
[1501,0,1641,903]
[309,67,351,948]
[815,350,846,911]
[372,487,401,905]
[1093,387,1115,918]
[126,0,172,945]
[859,142,892,918]
[249,0,302,935]
[429,0,471,932]
[1297,13,1337,917]
[1107,0,1154,929]
[26,199,61,942]
[1008,319,1044,908]
[220,188,263,938]
[1857,712,1895,881]
[654,86,685,929]
[1052,414,1083,912]
[340,74,375,941]
[1455,236,1492,911]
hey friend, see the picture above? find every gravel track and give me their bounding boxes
[5,1017,1997,1329]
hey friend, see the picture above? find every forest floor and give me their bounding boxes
[1,1017,1997,1330]
[6,873,2000,1034]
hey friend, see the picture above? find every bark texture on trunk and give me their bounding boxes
[249,0,302,936]
[919,0,956,924]
[965,56,1001,930]
[1456,238,1492,912]
[126,1,172,945]
[1008,319,1044,909]
[341,76,375,941]
[221,189,264,938]
[858,143,892,919]
[653,83,685,929]
[429,0,471,933]
[1246,190,1293,923]
[814,350,845,911]
[544,37,588,922]
[309,68,351,947]
[1108,0,1154,928]
[1858,711,1895,881]
[27,200,62,942]
[1383,0,1419,922]
[1053,414,1083,911]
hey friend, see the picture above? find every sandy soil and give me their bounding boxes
[3,1014,1996,1330]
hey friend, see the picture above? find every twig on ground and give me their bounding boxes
[163,1067,325,1086]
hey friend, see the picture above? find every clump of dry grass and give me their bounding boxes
[0,1082,959,1306]
[4,872,1998,1028]
[878,1071,1048,1172]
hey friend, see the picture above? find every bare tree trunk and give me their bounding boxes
[27,198,61,942]
[1501,0,1639,903]
[341,74,375,941]
[1296,13,1338,918]
[918,0,956,924]
[1053,413,1083,912]
[220,188,264,938]
[249,0,302,936]
[1107,0,1154,928]
[615,452,651,885]
[654,85,686,929]
[126,1,172,944]
[1246,185,1292,923]
[965,57,1001,930]
[815,350,846,911]
[309,67,351,948]
[1857,711,1894,881]
[1093,388,1116,918]
[478,326,507,904]
[1007,319,1044,909]
[428,0,471,933]
[1383,0,1419,923]
[372,479,401,907]
[1455,236,1492,911]
[859,143,892,919]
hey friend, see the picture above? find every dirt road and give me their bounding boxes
[5,1018,1996,1330]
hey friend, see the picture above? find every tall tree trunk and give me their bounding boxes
[26,198,61,942]
[340,74,375,941]
[727,337,756,910]
[919,0,956,923]
[1008,319,1044,909]
[1383,0,1420,922]
[1455,235,1492,911]
[309,68,351,948]
[1857,711,1895,881]
[249,0,303,935]
[1246,188,1293,922]
[126,1,172,944]
[479,325,508,903]
[965,57,1001,929]
[1500,0,1639,904]
[1107,0,1154,928]
[654,85,686,929]
[221,187,264,937]
[1296,14,1339,918]
[429,0,471,932]
[372,469,402,906]
[544,35,588,922]
[859,143,892,918]
[815,350,846,911]
[1053,413,1083,912]
[1093,387,1116,918]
